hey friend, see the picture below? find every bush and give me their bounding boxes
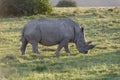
[56,0,77,7]
[0,0,52,17]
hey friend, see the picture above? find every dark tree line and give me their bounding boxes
[0,0,52,17]
[56,0,77,7]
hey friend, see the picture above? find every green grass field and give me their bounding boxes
[0,7,120,80]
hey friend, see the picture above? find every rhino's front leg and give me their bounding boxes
[55,39,69,56]
[64,44,70,53]
[64,44,70,55]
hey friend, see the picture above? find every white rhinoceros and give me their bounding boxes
[20,18,95,56]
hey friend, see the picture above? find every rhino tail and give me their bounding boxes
[20,27,25,41]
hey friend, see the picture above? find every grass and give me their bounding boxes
[0,7,120,80]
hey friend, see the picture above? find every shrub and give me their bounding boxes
[56,0,77,7]
[0,0,52,17]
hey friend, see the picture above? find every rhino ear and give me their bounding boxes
[81,27,84,32]
[88,44,96,49]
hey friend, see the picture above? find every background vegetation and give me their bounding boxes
[56,0,77,7]
[0,0,52,17]
[0,7,120,80]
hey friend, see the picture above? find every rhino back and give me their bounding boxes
[38,19,75,46]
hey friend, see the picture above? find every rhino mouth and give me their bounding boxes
[84,51,88,54]
[79,50,88,54]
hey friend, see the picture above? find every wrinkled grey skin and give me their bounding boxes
[20,18,95,56]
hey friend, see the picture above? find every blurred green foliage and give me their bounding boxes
[0,0,52,17]
[56,0,77,7]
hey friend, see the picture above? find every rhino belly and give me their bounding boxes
[40,34,62,46]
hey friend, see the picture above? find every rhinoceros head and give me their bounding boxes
[77,41,96,54]
[75,27,96,54]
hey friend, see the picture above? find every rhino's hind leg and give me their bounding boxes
[31,42,40,54]
[21,38,28,55]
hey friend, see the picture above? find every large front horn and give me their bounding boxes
[88,44,96,49]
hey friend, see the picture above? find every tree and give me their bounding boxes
[56,0,77,7]
[0,0,52,17]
